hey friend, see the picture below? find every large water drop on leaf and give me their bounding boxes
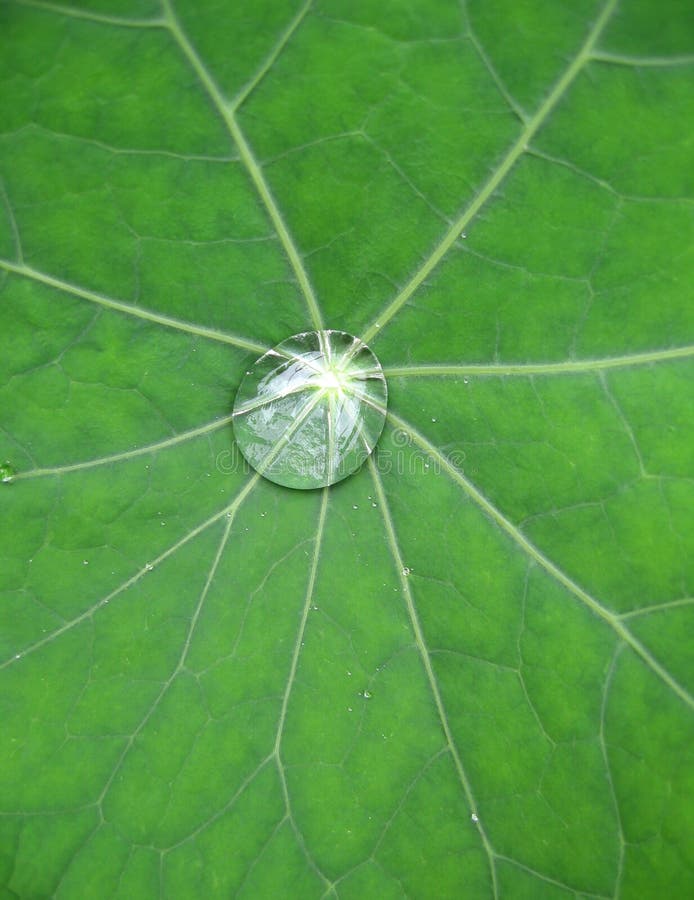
[233,330,387,489]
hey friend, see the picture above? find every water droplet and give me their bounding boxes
[431,417,437,423]
[347,670,352,676]
[83,560,89,566]
[352,505,358,510]
[359,690,372,700]
[471,812,479,823]
[402,566,412,576]
[371,502,377,507]
[311,604,319,610]
[1,461,16,484]
[144,563,154,572]
[232,330,387,489]
[461,231,467,239]
[463,376,470,385]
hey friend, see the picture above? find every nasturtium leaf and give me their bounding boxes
[0,0,692,898]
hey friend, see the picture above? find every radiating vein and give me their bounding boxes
[97,477,258,807]
[161,0,324,331]
[0,480,257,671]
[359,0,619,345]
[384,344,694,378]
[14,414,234,480]
[230,0,313,112]
[273,486,331,890]
[387,410,694,711]
[12,0,165,28]
[0,258,267,353]
[591,50,694,67]
[0,180,23,264]
[368,457,499,899]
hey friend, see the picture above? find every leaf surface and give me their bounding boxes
[1,0,693,897]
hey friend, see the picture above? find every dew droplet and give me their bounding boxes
[1,461,16,484]
[359,690,372,700]
[232,330,387,490]
[402,566,412,576]
[463,376,469,385]
[471,812,479,823]
[83,560,89,566]
[352,505,358,510]
[144,563,154,572]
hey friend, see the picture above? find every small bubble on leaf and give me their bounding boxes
[402,566,412,576]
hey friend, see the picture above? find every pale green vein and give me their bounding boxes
[359,0,619,345]
[384,344,694,378]
[0,180,23,264]
[618,597,694,621]
[273,486,332,892]
[591,50,694,68]
[230,0,313,112]
[98,476,258,808]
[161,0,325,332]
[368,457,499,900]
[14,414,234,480]
[495,855,613,900]
[600,644,626,898]
[0,258,267,354]
[12,0,164,28]
[386,410,694,712]
[0,479,258,671]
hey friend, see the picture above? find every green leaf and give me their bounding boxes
[1,0,692,897]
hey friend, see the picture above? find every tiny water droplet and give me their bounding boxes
[461,231,467,239]
[83,560,89,566]
[144,563,154,572]
[402,566,412,576]
[431,417,437,423]
[14,653,21,660]
[352,505,358,510]
[359,690,372,700]
[160,521,166,526]
[347,670,352,676]
[1,461,17,484]
[311,605,319,610]
[471,812,479,823]
[260,512,266,518]
[463,376,470,384]
[225,511,233,518]
[347,707,353,712]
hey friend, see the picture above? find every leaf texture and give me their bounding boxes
[0,0,692,897]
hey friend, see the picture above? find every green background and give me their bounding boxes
[1,0,692,897]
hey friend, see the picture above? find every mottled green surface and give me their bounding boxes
[0,0,692,898]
